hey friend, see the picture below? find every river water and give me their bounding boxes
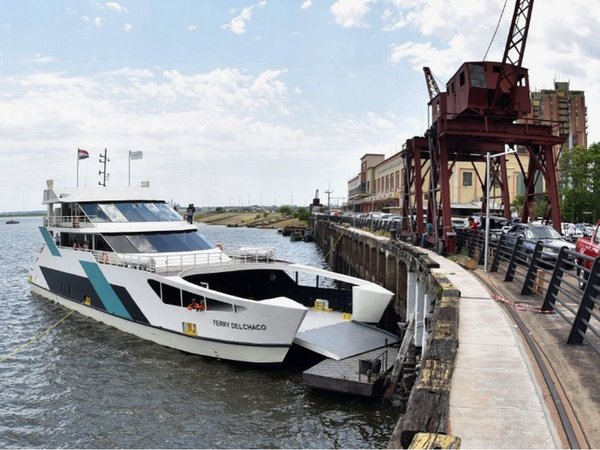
[0,218,401,448]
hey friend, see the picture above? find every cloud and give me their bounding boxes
[222,5,254,34]
[0,67,401,210]
[30,54,59,65]
[301,0,312,9]
[330,0,373,28]
[105,2,128,13]
[83,16,104,27]
[124,23,132,32]
[187,25,197,31]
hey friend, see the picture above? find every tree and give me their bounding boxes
[278,205,292,216]
[510,194,524,217]
[295,207,309,221]
[559,143,600,223]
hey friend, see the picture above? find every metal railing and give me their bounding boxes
[358,346,390,382]
[44,215,96,229]
[64,245,277,274]
[483,232,600,356]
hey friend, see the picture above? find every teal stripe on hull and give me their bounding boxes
[39,226,61,257]
[80,261,132,320]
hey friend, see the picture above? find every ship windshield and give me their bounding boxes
[103,230,213,253]
[80,202,182,223]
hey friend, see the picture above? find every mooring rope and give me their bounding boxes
[0,308,77,363]
[322,232,344,260]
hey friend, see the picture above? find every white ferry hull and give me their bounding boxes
[29,282,293,365]
[29,182,394,366]
[29,242,307,365]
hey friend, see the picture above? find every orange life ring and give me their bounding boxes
[187,302,205,311]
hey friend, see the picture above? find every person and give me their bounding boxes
[187,298,205,311]
[567,222,576,241]
[186,203,196,224]
[467,217,479,231]
[421,222,434,247]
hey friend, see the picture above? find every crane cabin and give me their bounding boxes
[443,61,531,121]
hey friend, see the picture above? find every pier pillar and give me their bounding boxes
[396,261,408,321]
[385,253,397,294]
[414,276,425,349]
[407,270,416,323]
[422,292,433,352]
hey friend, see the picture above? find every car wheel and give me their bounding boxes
[577,267,588,290]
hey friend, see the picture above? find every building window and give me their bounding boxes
[462,171,473,187]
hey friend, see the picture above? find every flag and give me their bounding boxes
[129,150,143,160]
[78,148,90,160]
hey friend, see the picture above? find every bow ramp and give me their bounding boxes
[294,310,397,360]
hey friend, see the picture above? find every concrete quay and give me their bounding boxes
[312,220,599,447]
[422,249,560,448]
[405,245,600,448]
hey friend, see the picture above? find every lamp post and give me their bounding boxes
[484,147,517,271]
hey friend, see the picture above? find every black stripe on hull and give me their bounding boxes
[32,281,293,349]
[39,266,149,324]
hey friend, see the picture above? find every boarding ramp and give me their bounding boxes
[294,319,397,360]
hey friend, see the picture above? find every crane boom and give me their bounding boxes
[490,0,534,111]
[423,67,440,101]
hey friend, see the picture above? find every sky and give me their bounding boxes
[1,0,599,212]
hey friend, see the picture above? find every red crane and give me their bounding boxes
[402,0,563,254]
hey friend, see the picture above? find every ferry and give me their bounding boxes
[29,180,394,365]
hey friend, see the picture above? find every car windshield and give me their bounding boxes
[527,226,562,239]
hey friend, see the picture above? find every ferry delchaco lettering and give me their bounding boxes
[29,179,393,365]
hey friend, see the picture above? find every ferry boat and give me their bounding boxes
[29,180,394,365]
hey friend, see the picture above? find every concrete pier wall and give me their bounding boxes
[313,220,440,327]
[312,220,460,447]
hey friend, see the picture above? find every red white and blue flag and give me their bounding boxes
[78,148,90,160]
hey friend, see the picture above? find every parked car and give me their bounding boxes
[575,220,600,289]
[451,217,467,230]
[503,223,576,269]
[471,215,512,241]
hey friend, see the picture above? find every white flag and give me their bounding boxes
[129,151,143,160]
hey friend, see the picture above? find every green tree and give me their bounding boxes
[559,144,600,222]
[278,205,292,216]
[295,207,309,221]
[510,194,524,217]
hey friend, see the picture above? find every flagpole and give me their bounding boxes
[77,149,80,187]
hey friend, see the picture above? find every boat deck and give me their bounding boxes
[295,309,399,397]
[301,346,398,397]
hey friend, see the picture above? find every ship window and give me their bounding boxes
[127,234,157,253]
[115,202,145,222]
[155,203,182,221]
[103,231,213,253]
[161,283,181,306]
[145,233,173,252]
[99,204,128,222]
[134,203,161,221]
[459,71,465,86]
[148,279,161,298]
[80,203,110,222]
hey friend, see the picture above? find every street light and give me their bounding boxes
[484,147,517,271]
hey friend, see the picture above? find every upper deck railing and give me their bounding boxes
[45,215,96,229]
[65,245,277,275]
